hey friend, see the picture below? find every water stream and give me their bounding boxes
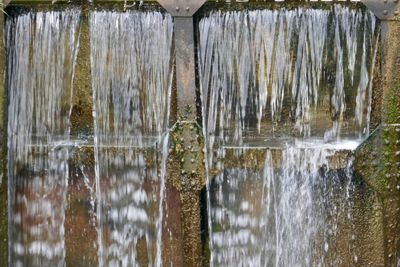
[6,9,173,267]
[89,11,173,266]
[199,5,377,145]
[5,4,382,267]
[199,5,378,266]
[6,10,81,267]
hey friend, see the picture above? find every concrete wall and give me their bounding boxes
[0,1,398,266]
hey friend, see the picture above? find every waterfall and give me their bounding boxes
[6,10,81,267]
[209,143,357,266]
[4,2,382,266]
[199,5,378,267]
[89,11,173,267]
[199,5,377,145]
[6,9,173,267]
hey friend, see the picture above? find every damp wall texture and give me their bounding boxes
[0,1,399,266]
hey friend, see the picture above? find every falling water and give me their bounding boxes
[199,5,377,145]
[208,142,358,267]
[89,11,173,267]
[199,5,378,266]
[6,10,81,266]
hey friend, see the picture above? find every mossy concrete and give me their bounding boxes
[351,178,386,266]
[0,1,397,266]
[355,20,400,266]
[209,148,354,176]
[71,5,94,137]
[165,121,206,267]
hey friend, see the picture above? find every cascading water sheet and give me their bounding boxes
[199,5,378,266]
[89,11,173,267]
[209,145,356,266]
[6,10,81,267]
[199,5,377,145]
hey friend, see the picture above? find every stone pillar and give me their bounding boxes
[165,121,206,267]
[156,1,207,265]
[355,4,400,266]
[65,5,98,266]
[378,18,400,267]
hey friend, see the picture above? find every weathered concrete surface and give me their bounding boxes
[208,148,354,176]
[70,6,94,137]
[65,147,98,267]
[163,3,208,264]
[165,122,206,266]
[351,177,386,266]
[66,10,98,265]
[0,11,8,267]
[355,20,400,266]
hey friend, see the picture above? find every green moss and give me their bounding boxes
[386,87,400,124]
[197,0,364,19]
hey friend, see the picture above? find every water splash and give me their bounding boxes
[89,11,173,267]
[209,146,356,266]
[6,10,81,266]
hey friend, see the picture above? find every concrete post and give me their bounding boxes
[355,3,400,265]
[156,1,207,266]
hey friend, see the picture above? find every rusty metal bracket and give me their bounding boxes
[157,1,206,120]
[157,0,206,17]
[361,0,400,20]
[156,1,206,119]
[174,17,198,120]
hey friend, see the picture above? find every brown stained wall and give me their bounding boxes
[0,1,398,267]
[381,21,400,126]
[379,20,400,267]
[352,179,386,266]
[70,6,94,137]
[355,19,400,267]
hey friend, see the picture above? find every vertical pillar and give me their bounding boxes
[166,121,206,266]
[65,5,98,266]
[378,17,400,266]
[356,2,400,265]
[174,17,197,121]
[156,1,207,266]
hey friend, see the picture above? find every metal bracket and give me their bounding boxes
[361,0,400,20]
[156,0,207,120]
[157,0,207,17]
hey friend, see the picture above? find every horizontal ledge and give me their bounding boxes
[5,0,364,7]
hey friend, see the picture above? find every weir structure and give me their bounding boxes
[0,0,399,266]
